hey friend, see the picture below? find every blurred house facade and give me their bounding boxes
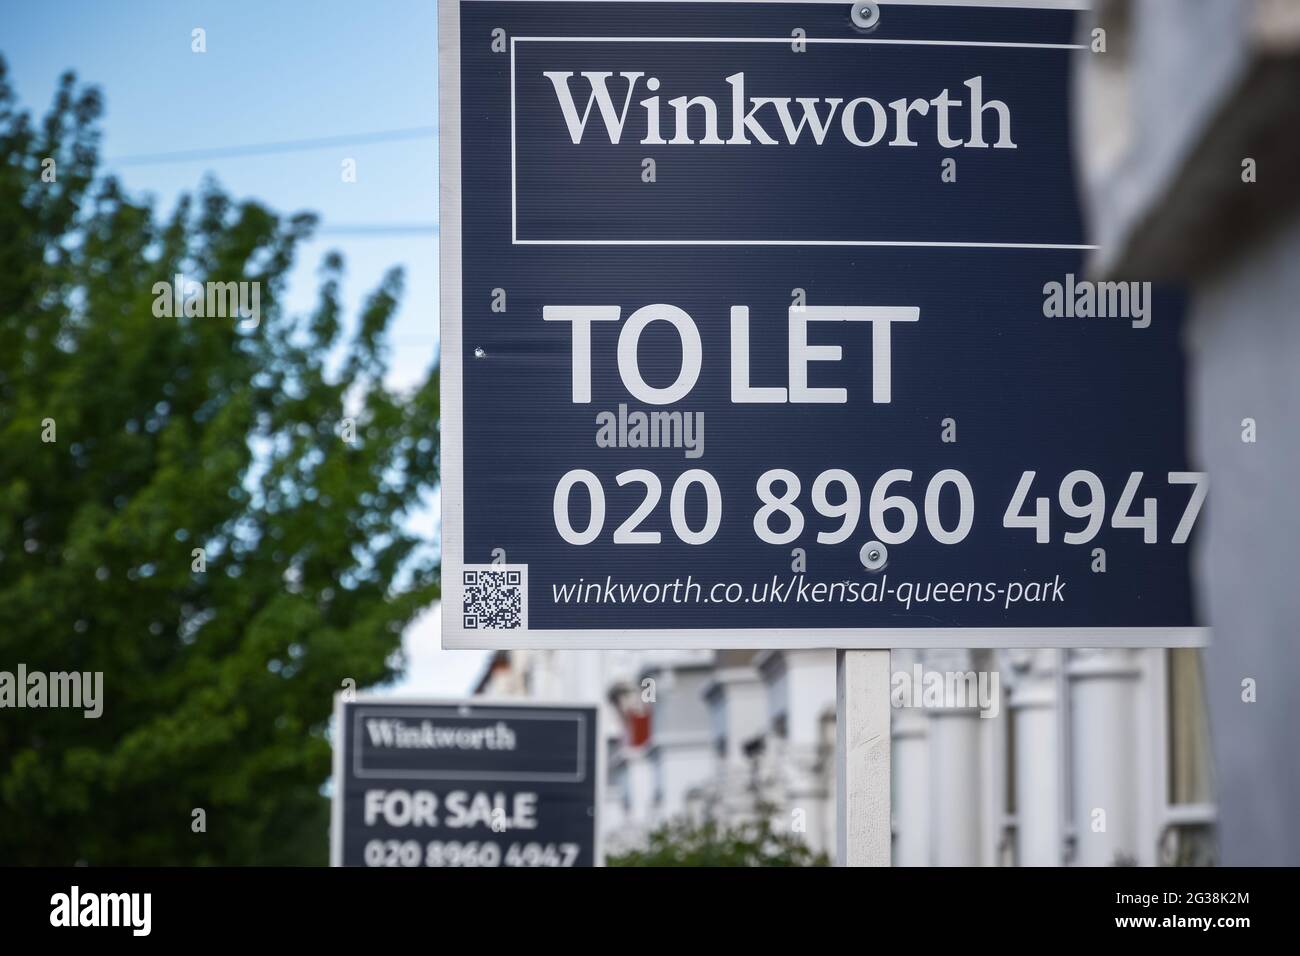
[475,645,1213,866]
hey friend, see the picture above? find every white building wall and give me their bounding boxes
[481,640,1205,865]
[1074,0,1296,865]
[1010,649,1065,866]
[1067,649,1141,866]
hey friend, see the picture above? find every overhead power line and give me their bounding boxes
[317,223,439,237]
[108,126,437,166]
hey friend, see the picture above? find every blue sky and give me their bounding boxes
[3,0,485,696]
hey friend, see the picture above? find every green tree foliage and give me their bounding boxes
[608,808,831,867]
[0,61,440,864]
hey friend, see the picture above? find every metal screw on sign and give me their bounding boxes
[860,540,888,572]
[474,347,486,359]
[851,2,881,31]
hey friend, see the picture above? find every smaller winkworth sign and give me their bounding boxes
[331,697,601,867]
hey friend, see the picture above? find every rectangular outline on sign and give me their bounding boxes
[331,695,605,866]
[509,33,1095,249]
[440,0,1209,650]
[351,705,587,782]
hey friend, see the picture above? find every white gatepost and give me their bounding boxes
[836,649,892,866]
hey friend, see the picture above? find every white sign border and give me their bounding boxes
[438,0,1209,650]
[350,704,588,782]
[509,35,1095,249]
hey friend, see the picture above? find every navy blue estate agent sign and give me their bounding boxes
[332,699,600,867]
[439,0,1206,649]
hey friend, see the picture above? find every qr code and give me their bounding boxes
[462,564,527,630]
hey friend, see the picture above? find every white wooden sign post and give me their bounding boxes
[837,649,892,866]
